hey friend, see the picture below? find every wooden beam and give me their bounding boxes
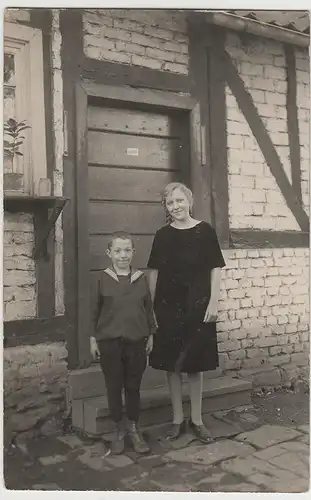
[34,209,55,316]
[285,44,302,202]
[27,9,56,318]
[4,316,67,348]
[81,81,195,110]
[75,83,92,368]
[188,18,213,225]
[223,50,309,233]
[209,28,229,247]
[230,229,309,249]
[82,56,191,94]
[60,9,84,369]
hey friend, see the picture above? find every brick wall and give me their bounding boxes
[83,9,189,74]
[218,248,309,386]
[226,32,310,230]
[3,213,37,320]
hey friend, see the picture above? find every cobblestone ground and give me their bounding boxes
[4,390,310,493]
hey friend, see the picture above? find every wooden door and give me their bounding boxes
[87,104,189,387]
[87,104,189,277]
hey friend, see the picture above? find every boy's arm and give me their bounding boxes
[91,276,102,338]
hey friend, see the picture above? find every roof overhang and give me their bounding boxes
[197,11,310,48]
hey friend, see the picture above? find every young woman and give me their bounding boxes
[147,182,225,443]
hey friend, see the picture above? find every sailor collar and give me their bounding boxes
[103,267,144,284]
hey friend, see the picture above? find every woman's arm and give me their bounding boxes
[148,269,158,328]
[210,267,221,303]
[204,267,221,323]
[148,269,158,302]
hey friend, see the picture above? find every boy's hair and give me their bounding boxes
[107,231,134,250]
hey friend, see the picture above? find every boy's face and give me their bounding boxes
[106,238,134,270]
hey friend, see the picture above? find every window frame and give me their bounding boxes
[4,22,47,195]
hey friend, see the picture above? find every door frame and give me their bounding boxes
[75,81,208,367]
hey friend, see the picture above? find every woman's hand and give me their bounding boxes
[146,335,154,355]
[90,336,100,359]
[203,299,218,323]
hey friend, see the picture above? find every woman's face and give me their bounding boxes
[165,187,191,221]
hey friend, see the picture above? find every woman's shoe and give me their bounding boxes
[189,419,214,443]
[165,420,187,440]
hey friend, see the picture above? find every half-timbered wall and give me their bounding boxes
[220,31,309,385]
[226,32,309,229]
[78,12,309,387]
[3,8,65,321]
[3,9,68,435]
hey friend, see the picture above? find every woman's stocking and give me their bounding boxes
[188,371,203,425]
[166,371,184,424]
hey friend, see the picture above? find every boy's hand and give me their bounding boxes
[90,336,100,359]
[146,335,153,355]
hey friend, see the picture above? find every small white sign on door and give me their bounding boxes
[126,148,139,156]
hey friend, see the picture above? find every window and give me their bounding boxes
[4,22,47,195]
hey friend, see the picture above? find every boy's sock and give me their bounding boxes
[127,420,150,454]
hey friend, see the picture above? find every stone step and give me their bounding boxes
[68,364,223,401]
[72,376,252,435]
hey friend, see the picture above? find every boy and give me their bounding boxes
[90,232,155,455]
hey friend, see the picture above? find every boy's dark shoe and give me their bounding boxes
[127,421,150,454]
[165,420,187,440]
[189,419,214,443]
[110,423,125,455]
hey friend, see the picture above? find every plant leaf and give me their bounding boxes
[14,141,24,146]
[16,125,31,132]
[7,118,17,130]
[3,140,13,147]
[4,132,17,137]
[15,151,23,156]
[7,118,17,126]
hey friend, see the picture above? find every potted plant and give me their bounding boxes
[3,118,30,192]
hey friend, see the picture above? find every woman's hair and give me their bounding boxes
[162,182,194,222]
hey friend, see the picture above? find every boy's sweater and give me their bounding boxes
[92,267,156,342]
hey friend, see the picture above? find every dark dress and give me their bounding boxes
[147,221,226,374]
